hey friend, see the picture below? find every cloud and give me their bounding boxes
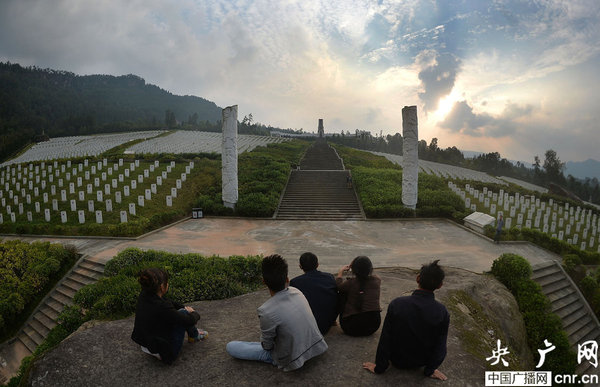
[439,100,532,137]
[416,50,461,113]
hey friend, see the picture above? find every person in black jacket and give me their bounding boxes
[362,260,449,381]
[131,267,207,364]
[289,252,338,335]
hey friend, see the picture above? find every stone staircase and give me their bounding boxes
[15,257,106,355]
[275,141,364,220]
[531,261,600,376]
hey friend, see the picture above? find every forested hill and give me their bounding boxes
[0,62,222,161]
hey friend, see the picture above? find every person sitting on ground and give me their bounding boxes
[131,267,207,364]
[336,256,381,336]
[226,254,328,371]
[290,252,339,335]
[362,260,449,381]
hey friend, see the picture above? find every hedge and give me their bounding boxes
[0,240,78,341]
[7,248,264,386]
[491,254,577,375]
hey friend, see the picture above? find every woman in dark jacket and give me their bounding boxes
[131,268,207,364]
[336,256,381,336]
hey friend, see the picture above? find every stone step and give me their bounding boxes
[565,315,592,337]
[40,305,60,321]
[18,333,37,353]
[531,264,561,280]
[545,286,575,304]
[569,320,596,345]
[550,292,580,314]
[23,326,44,346]
[534,271,565,287]
[561,307,588,328]
[73,267,103,280]
[34,310,57,331]
[50,292,72,306]
[78,260,106,274]
[29,317,51,337]
[571,327,600,351]
[62,279,84,293]
[56,285,77,299]
[68,272,96,286]
[540,278,571,294]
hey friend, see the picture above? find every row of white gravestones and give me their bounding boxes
[0,160,188,225]
[452,182,599,249]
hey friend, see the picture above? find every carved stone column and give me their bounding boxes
[222,105,238,209]
[402,105,418,209]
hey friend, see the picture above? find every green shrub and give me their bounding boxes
[579,276,598,299]
[0,240,78,340]
[562,254,581,273]
[491,254,577,375]
[490,253,532,291]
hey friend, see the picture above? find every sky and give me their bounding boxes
[0,0,599,163]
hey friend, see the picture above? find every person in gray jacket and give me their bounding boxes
[226,254,328,371]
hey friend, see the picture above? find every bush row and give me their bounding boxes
[0,240,78,341]
[491,253,577,375]
[7,248,264,386]
[351,166,468,220]
[484,226,600,264]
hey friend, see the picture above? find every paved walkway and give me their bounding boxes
[5,218,560,277]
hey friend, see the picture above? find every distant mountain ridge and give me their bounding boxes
[0,62,222,162]
[565,159,600,181]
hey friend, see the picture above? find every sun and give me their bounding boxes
[433,93,458,122]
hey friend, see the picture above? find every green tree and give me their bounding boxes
[543,149,565,184]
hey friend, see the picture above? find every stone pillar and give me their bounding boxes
[318,119,324,138]
[401,106,418,209]
[221,105,238,209]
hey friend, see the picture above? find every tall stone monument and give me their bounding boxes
[318,119,324,138]
[402,106,418,209]
[222,105,238,209]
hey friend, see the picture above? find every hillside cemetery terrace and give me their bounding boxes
[369,151,507,185]
[125,130,289,154]
[2,131,290,167]
[1,131,165,166]
[448,181,600,253]
[0,157,197,230]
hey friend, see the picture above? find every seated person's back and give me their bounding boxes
[290,252,338,334]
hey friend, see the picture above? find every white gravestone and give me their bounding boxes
[78,191,85,201]
[26,211,32,222]
[171,187,177,198]
[95,210,103,224]
[490,204,496,214]
[119,174,124,183]
[10,213,15,223]
[94,177,100,187]
[106,199,112,212]
[52,199,58,211]
[88,200,95,212]
[115,191,122,203]
[112,179,118,189]
[125,169,130,177]
[144,169,149,178]
[124,186,130,197]
[166,196,172,207]
[104,184,111,195]
[181,173,186,182]
[120,211,128,223]
[97,191,103,202]
[44,209,50,222]
[222,105,239,209]
[60,211,67,223]
[156,176,162,186]
[131,180,137,190]
[129,203,136,215]
[151,184,157,194]
[61,190,67,202]
[176,179,182,189]
[138,195,144,207]
[69,182,75,194]
[70,200,77,212]
[145,189,151,200]
[138,175,144,184]
[87,184,93,194]
[43,192,48,203]
[78,210,85,224]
